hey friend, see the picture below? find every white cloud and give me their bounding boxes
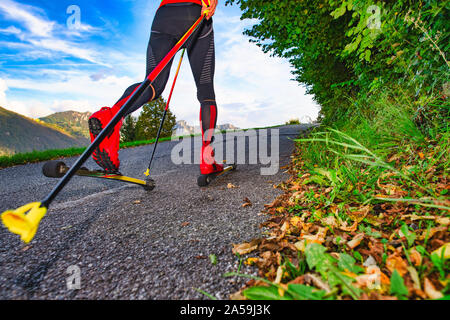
[0,0,104,64]
[0,0,54,37]
[27,38,101,65]
[0,3,320,129]
[0,26,21,35]
[163,15,319,129]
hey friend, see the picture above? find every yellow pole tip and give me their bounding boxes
[1,202,47,243]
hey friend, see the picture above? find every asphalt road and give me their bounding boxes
[0,125,310,300]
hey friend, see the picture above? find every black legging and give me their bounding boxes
[114,4,217,136]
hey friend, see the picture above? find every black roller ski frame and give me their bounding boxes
[42,160,155,191]
[197,164,237,187]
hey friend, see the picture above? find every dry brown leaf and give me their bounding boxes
[424,278,443,300]
[227,183,239,189]
[232,240,260,255]
[244,257,259,266]
[409,247,422,266]
[347,233,365,249]
[419,226,447,240]
[21,245,32,252]
[407,266,421,291]
[436,217,450,226]
[321,216,338,228]
[386,254,408,276]
[304,273,331,293]
[290,216,303,229]
[181,222,190,227]
[242,197,253,208]
[294,240,306,252]
[347,206,370,223]
[339,221,358,232]
[274,266,284,284]
[301,227,328,245]
[229,290,246,300]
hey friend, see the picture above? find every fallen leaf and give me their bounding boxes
[339,221,358,232]
[407,266,421,290]
[363,255,377,267]
[242,197,253,208]
[133,200,141,204]
[301,227,328,244]
[294,240,306,252]
[232,240,260,255]
[280,221,290,233]
[244,257,259,266]
[181,222,190,227]
[229,291,246,300]
[432,243,450,259]
[321,216,338,228]
[274,266,283,284]
[386,254,408,276]
[347,205,370,223]
[424,278,443,300]
[409,247,422,266]
[227,183,238,189]
[290,216,303,229]
[347,233,365,249]
[436,217,450,226]
[195,255,207,260]
[304,273,331,293]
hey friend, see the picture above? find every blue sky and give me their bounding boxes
[0,0,319,128]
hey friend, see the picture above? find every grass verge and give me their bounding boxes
[227,95,449,301]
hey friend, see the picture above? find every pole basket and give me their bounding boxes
[1,202,47,243]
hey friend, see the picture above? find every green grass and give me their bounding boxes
[229,89,449,300]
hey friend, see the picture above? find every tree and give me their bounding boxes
[225,0,448,127]
[135,97,176,141]
[120,115,136,143]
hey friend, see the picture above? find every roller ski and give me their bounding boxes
[197,163,237,187]
[42,160,155,191]
[197,141,236,187]
[1,12,208,243]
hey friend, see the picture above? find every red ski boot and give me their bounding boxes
[88,106,122,173]
[200,142,224,175]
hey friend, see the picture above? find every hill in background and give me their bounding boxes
[39,110,91,140]
[0,107,89,156]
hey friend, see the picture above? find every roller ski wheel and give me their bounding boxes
[42,160,68,178]
[197,164,237,187]
[143,178,156,191]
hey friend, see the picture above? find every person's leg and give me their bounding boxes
[187,18,223,175]
[89,9,177,173]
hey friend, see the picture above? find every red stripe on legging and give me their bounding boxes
[207,104,216,142]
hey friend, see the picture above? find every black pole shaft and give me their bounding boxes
[40,15,205,209]
[41,78,151,208]
[146,109,168,173]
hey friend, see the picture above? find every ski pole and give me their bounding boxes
[1,13,207,244]
[145,48,185,178]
